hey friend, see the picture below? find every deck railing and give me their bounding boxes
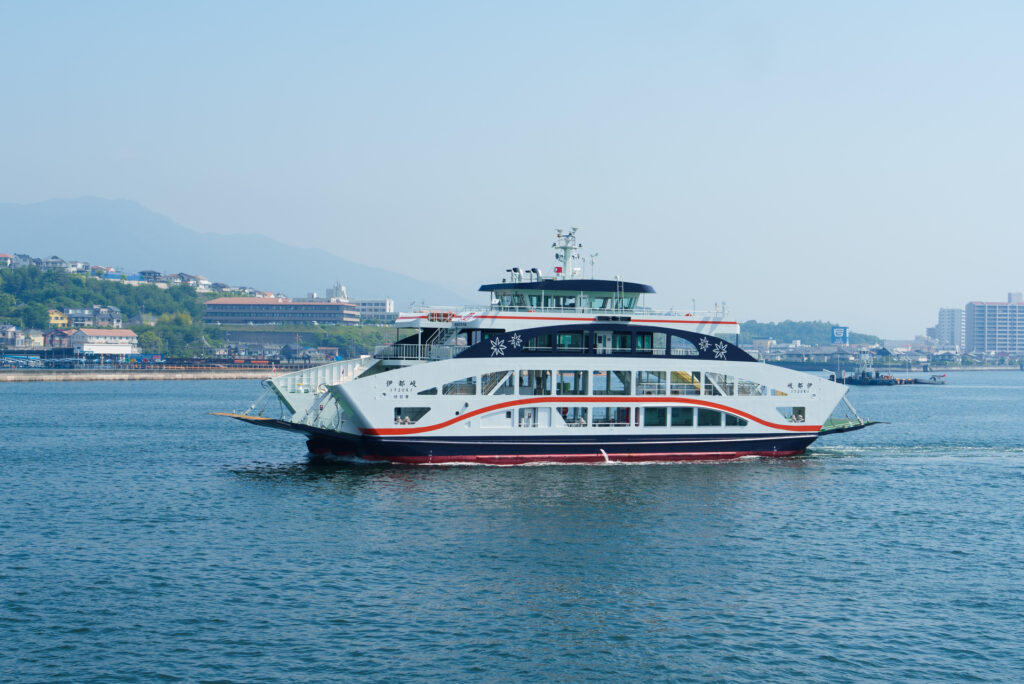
[373,344,460,361]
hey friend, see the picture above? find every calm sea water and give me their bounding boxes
[2,372,1023,682]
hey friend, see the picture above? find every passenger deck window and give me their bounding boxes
[777,406,806,423]
[697,408,723,427]
[525,334,553,352]
[442,377,477,395]
[704,373,735,396]
[558,406,588,427]
[671,406,694,426]
[725,413,748,426]
[737,380,767,396]
[557,370,588,395]
[481,371,514,395]
[670,336,698,356]
[643,407,667,427]
[556,331,585,352]
[613,332,632,353]
[637,371,666,395]
[592,407,631,427]
[394,407,430,425]
[519,407,551,428]
[593,370,631,395]
[670,371,700,395]
[519,370,552,395]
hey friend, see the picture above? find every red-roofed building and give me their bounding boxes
[0,253,12,268]
[203,297,360,325]
[70,328,139,355]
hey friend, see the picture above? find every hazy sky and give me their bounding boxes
[2,1,1022,338]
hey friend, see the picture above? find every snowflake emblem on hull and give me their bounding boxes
[509,332,523,349]
[490,337,507,357]
[698,337,710,352]
[713,341,728,360]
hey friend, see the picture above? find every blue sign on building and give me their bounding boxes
[831,326,850,345]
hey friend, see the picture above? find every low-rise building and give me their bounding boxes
[44,329,73,348]
[203,296,360,325]
[354,298,397,324]
[70,328,139,355]
[48,309,69,328]
[0,253,12,268]
[0,324,22,347]
[65,305,123,328]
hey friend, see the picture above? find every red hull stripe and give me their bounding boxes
[353,450,805,464]
[361,396,821,436]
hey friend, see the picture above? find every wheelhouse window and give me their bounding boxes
[558,406,588,427]
[556,370,588,395]
[481,371,514,395]
[519,370,552,395]
[442,376,477,395]
[593,370,631,395]
[643,407,667,427]
[670,371,700,395]
[636,370,666,395]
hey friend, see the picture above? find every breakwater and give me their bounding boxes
[0,368,272,382]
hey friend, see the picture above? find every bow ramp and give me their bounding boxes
[214,356,377,433]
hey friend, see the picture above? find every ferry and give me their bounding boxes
[217,229,874,464]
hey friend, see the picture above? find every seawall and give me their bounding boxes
[0,369,273,382]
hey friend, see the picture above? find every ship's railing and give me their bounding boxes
[373,344,460,361]
[270,356,373,394]
[399,305,731,320]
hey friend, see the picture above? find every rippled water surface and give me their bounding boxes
[2,372,1023,682]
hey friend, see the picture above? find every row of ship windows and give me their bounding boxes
[413,370,792,398]
[395,405,808,427]
[395,406,749,428]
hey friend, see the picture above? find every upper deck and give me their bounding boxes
[390,228,740,355]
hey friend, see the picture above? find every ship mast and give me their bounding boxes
[552,228,582,280]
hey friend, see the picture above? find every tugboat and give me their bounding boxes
[217,229,875,464]
[838,350,947,386]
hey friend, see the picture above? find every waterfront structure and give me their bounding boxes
[355,298,397,324]
[0,324,22,347]
[70,329,139,355]
[48,309,69,328]
[220,230,872,465]
[965,293,1024,354]
[203,296,360,326]
[44,329,73,348]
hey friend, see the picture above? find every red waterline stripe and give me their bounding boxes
[361,396,821,436]
[354,450,806,464]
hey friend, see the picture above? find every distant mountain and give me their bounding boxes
[0,197,464,306]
